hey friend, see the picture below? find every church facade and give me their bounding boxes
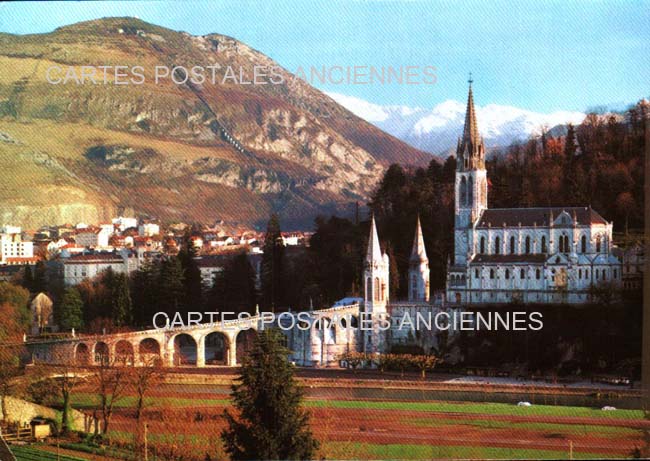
[446,82,621,305]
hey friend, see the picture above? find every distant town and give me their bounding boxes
[0,218,312,290]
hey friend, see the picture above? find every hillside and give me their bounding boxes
[0,17,433,229]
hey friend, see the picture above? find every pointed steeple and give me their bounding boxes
[457,75,485,170]
[462,79,480,150]
[366,214,382,263]
[410,215,428,263]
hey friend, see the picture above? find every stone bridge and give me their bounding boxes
[25,304,363,368]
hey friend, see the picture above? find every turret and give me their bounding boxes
[408,215,430,302]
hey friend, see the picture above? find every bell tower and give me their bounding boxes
[454,76,487,265]
[408,215,430,302]
[363,215,389,352]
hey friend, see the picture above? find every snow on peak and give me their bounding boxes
[327,92,586,156]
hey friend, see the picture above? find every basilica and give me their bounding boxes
[360,82,622,308]
[445,82,621,304]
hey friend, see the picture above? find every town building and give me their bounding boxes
[63,250,143,285]
[0,226,35,265]
[75,227,112,249]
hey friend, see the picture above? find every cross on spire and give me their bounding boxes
[468,72,473,85]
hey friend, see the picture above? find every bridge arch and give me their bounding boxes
[139,338,162,366]
[94,341,110,365]
[114,340,135,366]
[75,343,91,366]
[235,328,257,364]
[171,333,197,366]
[204,331,228,365]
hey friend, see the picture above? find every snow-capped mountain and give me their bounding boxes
[326,92,586,157]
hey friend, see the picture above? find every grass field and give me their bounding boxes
[304,399,646,420]
[17,386,650,460]
[11,445,89,461]
[323,442,622,460]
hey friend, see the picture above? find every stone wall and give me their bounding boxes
[0,396,89,432]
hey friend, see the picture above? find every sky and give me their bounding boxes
[0,0,648,113]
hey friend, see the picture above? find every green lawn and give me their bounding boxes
[410,417,642,437]
[65,392,228,409]
[305,399,645,420]
[11,445,91,461]
[323,442,621,460]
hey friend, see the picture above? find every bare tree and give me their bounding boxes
[131,356,163,422]
[94,356,130,435]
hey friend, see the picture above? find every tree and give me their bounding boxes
[57,287,84,331]
[131,356,163,422]
[158,257,186,317]
[178,228,203,311]
[131,260,160,327]
[0,281,30,329]
[221,329,319,460]
[411,354,438,379]
[260,214,286,311]
[108,272,133,327]
[94,357,130,435]
[0,303,25,423]
[210,252,257,314]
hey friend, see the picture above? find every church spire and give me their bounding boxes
[410,215,428,263]
[462,75,479,150]
[457,74,485,170]
[366,214,382,263]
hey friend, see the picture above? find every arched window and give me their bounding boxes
[541,236,547,253]
[614,269,617,279]
[490,269,495,279]
[480,236,485,254]
[520,268,525,279]
[536,269,541,280]
[581,235,587,253]
[366,277,372,301]
[468,180,473,207]
[579,269,582,279]
[475,269,479,278]
[525,236,531,254]
[505,269,510,279]
[495,236,500,255]
[595,269,599,280]
[374,277,380,301]
[460,176,467,206]
[510,236,516,254]
[596,235,601,253]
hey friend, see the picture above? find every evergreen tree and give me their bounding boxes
[158,257,186,316]
[57,287,84,331]
[221,329,319,460]
[178,229,203,311]
[131,260,160,327]
[110,272,133,327]
[260,214,285,311]
[22,265,34,292]
[33,260,48,294]
[210,252,257,314]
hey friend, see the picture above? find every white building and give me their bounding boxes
[446,82,621,304]
[138,223,160,237]
[112,216,138,232]
[0,228,34,264]
[63,250,142,285]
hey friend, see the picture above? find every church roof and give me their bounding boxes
[471,254,547,264]
[476,207,608,228]
[410,215,428,263]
